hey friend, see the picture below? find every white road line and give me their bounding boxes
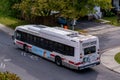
[0,62,6,69]
[3,59,11,62]
[21,52,26,56]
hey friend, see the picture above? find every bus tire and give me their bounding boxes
[55,56,62,66]
[23,44,28,52]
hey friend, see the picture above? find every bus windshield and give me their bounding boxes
[84,46,96,55]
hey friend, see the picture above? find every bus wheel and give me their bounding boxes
[55,56,62,66]
[23,44,28,52]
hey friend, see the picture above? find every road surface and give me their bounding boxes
[0,24,120,80]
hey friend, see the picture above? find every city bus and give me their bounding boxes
[12,25,100,70]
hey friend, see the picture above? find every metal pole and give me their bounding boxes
[61,24,63,28]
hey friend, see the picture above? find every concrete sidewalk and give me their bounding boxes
[101,47,120,74]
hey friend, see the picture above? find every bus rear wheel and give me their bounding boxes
[55,56,62,66]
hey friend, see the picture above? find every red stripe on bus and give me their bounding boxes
[75,62,83,66]
[69,61,83,65]
[62,58,65,60]
[16,41,32,48]
[50,54,55,57]
[16,41,24,45]
[69,61,74,64]
[27,45,32,48]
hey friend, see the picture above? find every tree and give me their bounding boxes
[14,0,112,19]
[0,0,21,17]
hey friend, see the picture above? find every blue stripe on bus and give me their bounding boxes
[31,46,50,58]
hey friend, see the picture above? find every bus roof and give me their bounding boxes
[16,25,97,41]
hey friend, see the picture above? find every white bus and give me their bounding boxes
[12,25,100,70]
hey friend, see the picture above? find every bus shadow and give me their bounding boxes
[73,68,95,73]
[62,65,96,74]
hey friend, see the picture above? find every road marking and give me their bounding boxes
[21,52,26,56]
[3,59,11,62]
[21,52,39,60]
[29,55,38,60]
[0,62,5,69]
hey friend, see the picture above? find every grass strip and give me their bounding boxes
[0,15,28,29]
[114,52,120,64]
[103,16,120,26]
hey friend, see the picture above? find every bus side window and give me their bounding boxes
[26,34,31,44]
[57,43,64,54]
[64,46,69,55]
[53,42,57,52]
[29,34,33,44]
[40,38,45,49]
[36,36,40,47]
[69,47,74,56]
[44,39,49,49]
[48,41,53,51]
[33,36,37,45]
[21,32,27,42]
[64,45,74,56]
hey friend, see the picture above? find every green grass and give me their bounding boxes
[0,14,28,29]
[102,16,120,26]
[114,52,120,64]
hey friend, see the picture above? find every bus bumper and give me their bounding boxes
[78,62,100,70]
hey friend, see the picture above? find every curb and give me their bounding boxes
[101,47,120,74]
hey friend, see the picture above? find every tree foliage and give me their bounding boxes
[14,0,112,19]
[0,71,21,80]
[0,0,21,16]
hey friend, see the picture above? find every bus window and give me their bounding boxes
[48,41,54,51]
[64,45,74,56]
[44,39,49,50]
[57,43,64,54]
[21,32,27,42]
[36,36,40,47]
[69,47,74,56]
[84,46,96,55]
[39,38,45,49]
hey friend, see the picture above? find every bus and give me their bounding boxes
[12,25,100,70]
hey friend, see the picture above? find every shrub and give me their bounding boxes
[114,52,120,64]
[102,9,115,17]
[0,71,21,80]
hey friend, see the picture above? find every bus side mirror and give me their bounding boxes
[12,35,14,40]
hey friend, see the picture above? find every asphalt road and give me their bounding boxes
[0,25,120,80]
[98,30,120,51]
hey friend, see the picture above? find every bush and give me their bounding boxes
[114,52,120,64]
[0,71,21,80]
[102,9,115,17]
[0,0,21,17]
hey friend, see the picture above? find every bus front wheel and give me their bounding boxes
[55,56,62,66]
